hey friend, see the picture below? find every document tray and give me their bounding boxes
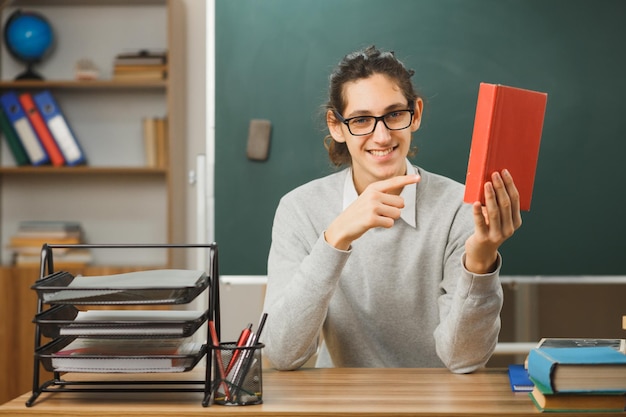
[27,243,219,407]
[36,336,207,373]
[34,304,210,339]
[32,269,210,305]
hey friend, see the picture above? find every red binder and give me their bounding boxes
[19,92,65,166]
[463,83,547,211]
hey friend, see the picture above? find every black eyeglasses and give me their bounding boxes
[334,104,415,136]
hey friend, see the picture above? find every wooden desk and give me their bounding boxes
[0,367,622,416]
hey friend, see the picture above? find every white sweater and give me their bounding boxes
[262,165,503,373]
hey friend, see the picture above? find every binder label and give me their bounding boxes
[49,115,81,162]
[14,118,46,162]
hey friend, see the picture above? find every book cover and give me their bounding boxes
[33,90,86,166]
[463,83,547,211]
[0,91,49,166]
[527,346,626,394]
[537,337,626,354]
[529,384,626,413]
[15,248,92,268]
[114,49,167,66]
[112,70,166,81]
[9,234,82,248]
[0,106,30,165]
[16,220,83,237]
[19,92,65,166]
[507,364,534,392]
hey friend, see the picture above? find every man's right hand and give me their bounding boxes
[324,174,421,250]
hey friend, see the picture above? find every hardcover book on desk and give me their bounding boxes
[464,83,548,211]
[527,346,626,394]
[529,383,626,413]
[528,384,626,413]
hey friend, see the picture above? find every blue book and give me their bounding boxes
[507,364,534,392]
[0,91,49,165]
[527,346,626,394]
[33,90,86,166]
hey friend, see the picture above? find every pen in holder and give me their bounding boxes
[211,342,264,405]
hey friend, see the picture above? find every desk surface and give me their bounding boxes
[0,367,622,416]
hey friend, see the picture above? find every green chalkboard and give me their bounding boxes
[215,0,626,276]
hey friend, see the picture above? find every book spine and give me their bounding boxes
[155,117,168,168]
[463,83,498,205]
[143,117,157,167]
[527,348,557,394]
[0,91,49,165]
[19,92,65,166]
[0,106,30,165]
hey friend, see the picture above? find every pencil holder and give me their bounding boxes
[211,342,264,405]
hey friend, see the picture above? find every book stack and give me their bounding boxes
[142,116,168,168]
[0,90,86,167]
[9,221,92,268]
[526,346,626,413]
[113,50,167,81]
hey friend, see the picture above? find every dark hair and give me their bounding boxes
[323,45,420,167]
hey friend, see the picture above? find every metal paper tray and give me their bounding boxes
[32,270,210,305]
[36,336,207,373]
[34,305,209,339]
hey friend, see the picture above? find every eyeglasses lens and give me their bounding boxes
[348,110,412,135]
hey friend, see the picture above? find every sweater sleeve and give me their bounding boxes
[262,195,350,370]
[433,212,504,373]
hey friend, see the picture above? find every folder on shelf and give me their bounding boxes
[0,91,49,166]
[19,92,65,166]
[0,105,30,165]
[33,90,86,166]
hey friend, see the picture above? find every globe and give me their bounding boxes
[3,10,55,80]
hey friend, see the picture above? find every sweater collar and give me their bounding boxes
[342,158,417,228]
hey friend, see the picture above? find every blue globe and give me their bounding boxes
[4,10,54,79]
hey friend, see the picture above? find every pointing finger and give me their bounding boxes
[373,174,421,194]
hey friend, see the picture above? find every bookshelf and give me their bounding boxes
[0,0,187,268]
[0,0,187,405]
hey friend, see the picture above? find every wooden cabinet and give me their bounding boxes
[0,0,187,268]
[0,265,166,404]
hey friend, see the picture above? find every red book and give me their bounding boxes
[463,83,547,211]
[19,92,65,166]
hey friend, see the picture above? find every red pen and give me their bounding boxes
[208,320,231,400]
[225,323,252,375]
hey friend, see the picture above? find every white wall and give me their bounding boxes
[182,0,207,258]
[182,0,265,341]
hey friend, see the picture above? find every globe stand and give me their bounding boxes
[4,9,54,82]
[14,63,44,81]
